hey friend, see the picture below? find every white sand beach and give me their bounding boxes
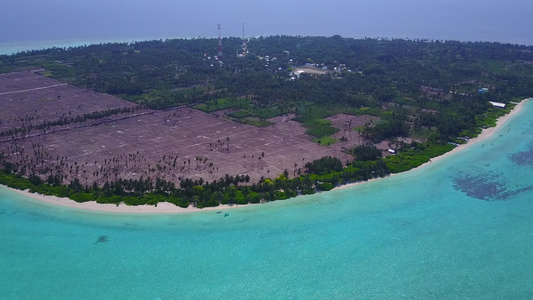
[7,187,247,213]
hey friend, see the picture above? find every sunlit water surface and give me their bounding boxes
[1,102,532,299]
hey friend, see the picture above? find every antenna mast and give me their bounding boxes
[240,23,248,57]
[217,24,223,58]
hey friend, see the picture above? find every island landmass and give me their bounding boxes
[0,36,532,212]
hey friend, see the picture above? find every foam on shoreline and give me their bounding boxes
[2,99,530,213]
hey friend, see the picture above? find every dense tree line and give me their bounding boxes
[350,145,383,161]
[305,156,343,175]
[0,154,391,208]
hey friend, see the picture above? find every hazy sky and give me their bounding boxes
[1,0,532,45]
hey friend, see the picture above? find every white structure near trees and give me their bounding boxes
[489,101,506,108]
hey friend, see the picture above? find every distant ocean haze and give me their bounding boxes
[0,0,532,54]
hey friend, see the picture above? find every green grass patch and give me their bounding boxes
[305,119,339,138]
[313,136,338,146]
[294,105,336,123]
[229,106,287,122]
[194,98,250,112]
[347,106,383,117]
[229,109,253,118]
[294,104,342,138]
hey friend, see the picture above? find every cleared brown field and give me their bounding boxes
[18,108,354,184]
[0,71,354,186]
[0,71,139,134]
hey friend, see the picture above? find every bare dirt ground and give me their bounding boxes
[0,71,354,186]
[0,71,138,133]
[13,108,353,185]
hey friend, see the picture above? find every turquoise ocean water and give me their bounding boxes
[0,101,532,299]
[0,37,167,56]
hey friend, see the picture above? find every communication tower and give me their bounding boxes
[239,23,249,57]
[217,24,223,58]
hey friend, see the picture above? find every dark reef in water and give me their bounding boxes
[453,172,533,201]
[95,235,109,244]
[509,144,533,166]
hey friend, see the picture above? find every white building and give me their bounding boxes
[489,101,506,108]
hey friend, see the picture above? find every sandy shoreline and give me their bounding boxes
[2,98,530,213]
[6,187,249,214]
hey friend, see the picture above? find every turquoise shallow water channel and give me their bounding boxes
[1,101,532,299]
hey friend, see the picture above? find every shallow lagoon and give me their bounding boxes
[0,101,532,299]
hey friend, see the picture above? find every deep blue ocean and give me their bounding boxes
[1,97,532,299]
